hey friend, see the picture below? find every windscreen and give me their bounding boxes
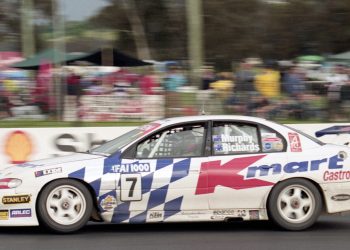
[89,123,161,155]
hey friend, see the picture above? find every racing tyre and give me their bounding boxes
[37,179,93,233]
[267,178,322,231]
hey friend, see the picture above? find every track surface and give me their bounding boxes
[0,215,350,250]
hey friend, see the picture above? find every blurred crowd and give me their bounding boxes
[199,61,350,121]
[1,60,350,122]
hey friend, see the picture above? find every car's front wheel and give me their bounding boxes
[37,179,93,233]
[267,178,322,231]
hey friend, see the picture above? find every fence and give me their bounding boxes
[2,79,350,122]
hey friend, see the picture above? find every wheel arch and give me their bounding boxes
[35,177,102,223]
[266,177,326,213]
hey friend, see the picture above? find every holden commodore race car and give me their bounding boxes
[1,115,350,233]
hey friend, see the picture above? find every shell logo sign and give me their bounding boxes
[4,131,33,164]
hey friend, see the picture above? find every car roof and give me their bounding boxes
[155,115,269,127]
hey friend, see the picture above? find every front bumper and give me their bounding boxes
[0,189,39,226]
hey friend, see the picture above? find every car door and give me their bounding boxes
[117,122,210,222]
[203,120,288,210]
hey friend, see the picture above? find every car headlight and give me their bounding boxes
[0,178,22,189]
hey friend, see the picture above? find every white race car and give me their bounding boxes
[1,115,350,233]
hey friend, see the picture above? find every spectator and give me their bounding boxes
[139,71,157,95]
[0,87,11,118]
[247,94,280,119]
[163,66,186,117]
[201,66,216,90]
[235,62,257,95]
[327,65,350,120]
[66,69,82,98]
[254,62,281,98]
[282,66,305,97]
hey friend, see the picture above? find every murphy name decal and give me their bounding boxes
[246,155,343,178]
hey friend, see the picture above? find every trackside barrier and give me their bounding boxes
[1,123,350,167]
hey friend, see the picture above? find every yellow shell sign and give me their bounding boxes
[4,131,33,164]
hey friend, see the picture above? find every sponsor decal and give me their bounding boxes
[213,135,222,142]
[274,142,284,151]
[340,127,350,132]
[262,137,283,151]
[213,134,260,153]
[35,167,62,177]
[0,210,9,220]
[215,143,259,153]
[211,209,246,219]
[219,134,254,144]
[324,170,350,181]
[2,195,31,204]
[18,163,43,168]
[331,194,350,201]
[4,130,33,164]
[180,211,207,216]
[213,210,236,216]
[249,210,260,220]
[263,142,272,151]
[111,163,150,173]
[196,155,344,194]
[147,211,164,221]
[196,155,273,195]
[140,123,161,135]
[100,195,117,211]
[214,144,223,152]
[10,209,31,218]
[247,155,343,178]
[288,132,302,152]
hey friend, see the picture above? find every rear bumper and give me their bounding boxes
[320,182,350,213]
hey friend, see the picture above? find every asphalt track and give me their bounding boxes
[0,215,350,250]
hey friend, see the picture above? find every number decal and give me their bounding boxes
[120,174,142,201]
[126,177,137,197]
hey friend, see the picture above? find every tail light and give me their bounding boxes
[0,178,22,189]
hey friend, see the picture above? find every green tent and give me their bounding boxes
[297,55,324,62]
[11,48,152,69]
[327,51,350,63]
[10,48,84,70]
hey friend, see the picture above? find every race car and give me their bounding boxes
[1,115,350,233]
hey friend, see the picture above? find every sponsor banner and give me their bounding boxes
[63,94,164,122]
[0,127,135,167]
[1,123,350,167]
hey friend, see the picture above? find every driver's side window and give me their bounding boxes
[136,123,206,158]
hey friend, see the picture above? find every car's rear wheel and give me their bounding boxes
[267,178,322,231]
[37,179,93,233]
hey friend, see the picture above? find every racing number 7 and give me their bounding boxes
[120,174,142,201]
[126,177,137,197]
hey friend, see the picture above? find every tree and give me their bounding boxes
[88,0,187,60]
[0,0,53,52]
